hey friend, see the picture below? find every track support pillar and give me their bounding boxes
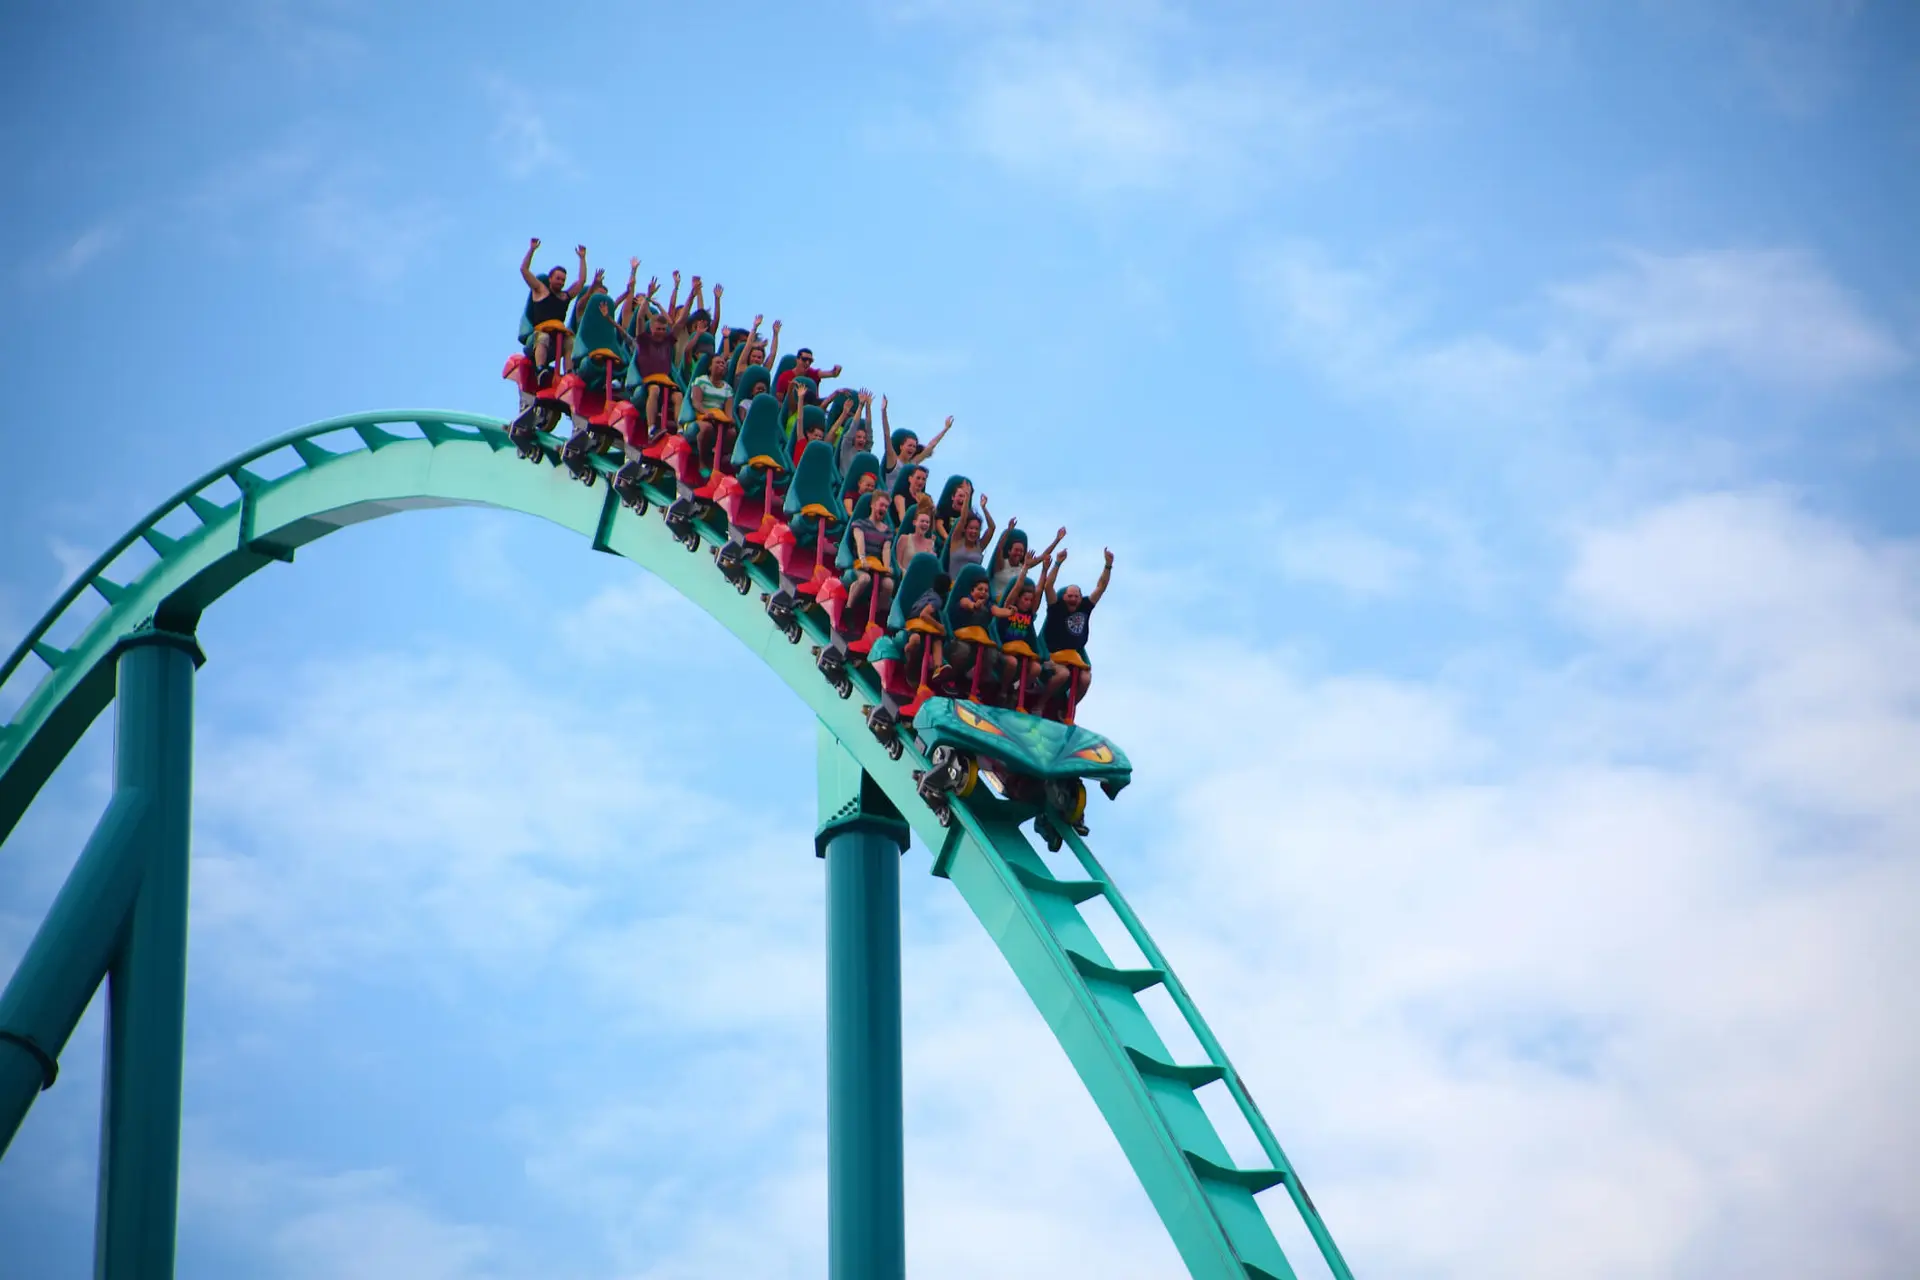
[0,626,200,1280]
[816,726,911,1280]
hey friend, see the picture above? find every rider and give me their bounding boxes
[690,352,735,466]
[775,347,841,405]
[844,489,896,637]
[992,557,1054,708]
[989,522,1067,603]
[946,496,997,575]
[880,397,953,491]
[1040,548,1112,718]
[630,289,680,434]
[519,238,587,370]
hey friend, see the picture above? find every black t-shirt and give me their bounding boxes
[1042,598,1094,654]
[525,287,569,330]
[950,601,991,633]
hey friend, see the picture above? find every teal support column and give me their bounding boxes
[0,629,202,1176]
[816,726,911,1280]
[93,628,199,1280]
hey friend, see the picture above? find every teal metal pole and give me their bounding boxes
[816,727,911,1280]
[825,825,907,1280]
[93,630,198,1280]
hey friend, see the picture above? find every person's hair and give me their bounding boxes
[689,308,711,327]
[547,265,567,277]
[796,348,813,359]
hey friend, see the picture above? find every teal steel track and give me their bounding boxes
[0,410,1351,1280]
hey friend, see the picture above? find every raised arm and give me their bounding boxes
[710,283,723,333]
[978,496,997,549]
[614,257,639,310]
[569,244,587,299]
[766,319,782,370]
[520,237,542,291]
[667,270,682,322]
[919,415,955,463]
[1043,550,1066,606]
[1088,548,1114,606]
[1034,525,1067,562]
[880,397,897,466]
[827,394,856,442]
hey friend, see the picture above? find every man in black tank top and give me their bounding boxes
[519,237,587,369]
[1041,547,1113,717]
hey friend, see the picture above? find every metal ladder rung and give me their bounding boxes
[1126,1045,1226,1087]
[1067,949,1165,993]
[1185,1149,1287,1194]
[1009,861,1105,903]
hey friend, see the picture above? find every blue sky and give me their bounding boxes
[2,1,1917,1276]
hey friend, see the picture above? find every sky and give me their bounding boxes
[1,0,1917,1276]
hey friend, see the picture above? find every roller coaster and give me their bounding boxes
[0,403,1355,1277]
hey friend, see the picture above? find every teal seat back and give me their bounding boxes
[944,563,992,635]
[888,553,945,631]
[784,440,842,523]
[840,453,882,511]
[732,394,786,469]
[823,387,859,423]
[734,362,771,403]
[572,293,632,392]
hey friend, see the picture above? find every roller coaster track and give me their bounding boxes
[0,410,1352,1280]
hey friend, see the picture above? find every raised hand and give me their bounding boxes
[530,236,541,250]
[771,319,782,334]
[980,494,992,511]
[629,256,640,270]
[672,270,681,285]
[1056,526,1067,541]
[575,244,586,257]
[751,313,764,330]
[1103,547,1114,565]
[944,415,955,429]
[713,283,723,299]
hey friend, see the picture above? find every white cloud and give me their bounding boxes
[1080,485,1920,1277]
[184,1143,502,1280]
[1568,487,1920,824]
[184,140,444,289]
[1555,248,1906,388]
[45,535,96,588]
[1248,240,1908,455]
[918,2,1402,198]
[481,75,576,182]
[32,222,125,281]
